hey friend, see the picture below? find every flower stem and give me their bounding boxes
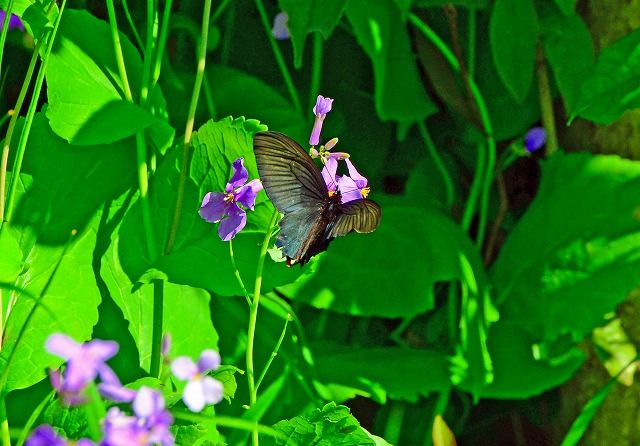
[165,0,212,255]
[254,0,302,115]
[121,0,144,50]
[149,278,164,377]
[417,121,454,209]
[255,313,290,391]
[0,0,15,85]
[536,45,559,156]
[246,210,279,446]
[229,239,251,306]
[308,33,323,112]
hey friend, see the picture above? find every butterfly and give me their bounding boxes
[253,131,381,266]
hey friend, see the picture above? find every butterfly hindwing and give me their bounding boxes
[327,199,381,238]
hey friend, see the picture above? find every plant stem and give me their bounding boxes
[246,210,279,446]
[121,0,144,50]
[149,278,164,377]
[229,239,251,306]
[255,313,290,391]
[254,0,302,114]
[536,45,558,156]
[106,0,134,102]
[308,33,323,111]
[417,121,454,209]
[0,400,8,446]
[383,401,405,445]
[165,0,212,255]
[0,0,15,86]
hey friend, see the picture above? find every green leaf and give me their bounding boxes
[271,402,389,445]
[345,0,437,123]
[45,9,173,146]
[0,0,57,38]
[414,0,487,7]
[207,65,306,143]
[101,232,219,373]
[574,28,640,124]
[313,345,450,402]
[280,204,487,318]
[118,117,304,296]
[541,13,594,115]
[0,229,22,283]
[489,0,539,102]
[278,0,348,68]
[553,0,577,15]
[492,152,640,343]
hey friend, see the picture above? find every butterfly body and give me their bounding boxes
[253,131,381,265]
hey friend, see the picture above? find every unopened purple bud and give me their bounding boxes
[524,127,546,153]
[324,138,339,151]
[272,12,290,40]
[313,95,333,117]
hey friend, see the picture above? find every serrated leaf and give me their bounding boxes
[492,152,640,343]
[118,117,304,296]
[574,28,640,124]
[45,9,173,146]
[489,0,539,102]
[345,0,437,123]
[278,0,347,68]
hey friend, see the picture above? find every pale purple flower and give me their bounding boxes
[45,334,119,405]
[272,12,289,40]
[171,350,223,412]
[26,425,94,446]
[0,10,24,31]
[321,157,339,194]
[309,95,334,146]
[102,387,174,446]
[338,159,370,203]
[524,127,546,153]
[199,158,263,241]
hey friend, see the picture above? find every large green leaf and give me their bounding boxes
[574,28,640,124]
[280,204,486,318]
[541,12,594,115]
[118,117,303,296]
[45,9,173,147]
[492,152,640,343]
[489,0,539,102]
[278,0,347,68]
[345,0,437,123]
[0,229,21,284]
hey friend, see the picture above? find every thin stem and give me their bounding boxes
[536,45,559,156]
[246,210,279,446]
[417,121,454,209]
[0,0,15,84]
[5,0,65,224]
[308,33,323,111]
[254,0,302,114]
[150,0,172,89]
[149,279,164,377]
[106,0,134,102]
[15,390,55,446]
[0,400,8,446]
[255,313,290,391]
[483,165,508,265]
[165,0,212,255]
[84,384,106,441]
[139,0,157,106]
[212,0,233,22]
[461,142,485,231]
[229,239,251,306]
[121,0,144,50]
[383,401,405,445]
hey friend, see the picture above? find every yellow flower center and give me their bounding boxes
[361,187,370,198]
[224,192,235,203]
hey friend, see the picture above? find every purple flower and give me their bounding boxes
[102,387,174,446]
[321,157,339,194]
[26,425,94,446]
[272,12,289,40]
[337,159,370,203]
[171,350,223,412]
[524,127,546,153]
[309,95,334,146]
[199,158,263,241]
[45,334,119,405]
[310,137,350,164]
[0,10,24,31]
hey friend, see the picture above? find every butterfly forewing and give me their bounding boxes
[253,131,327,213]
[328,199,381,238]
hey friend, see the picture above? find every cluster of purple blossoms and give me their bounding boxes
[27,333,225,446]
[309,95,371,203]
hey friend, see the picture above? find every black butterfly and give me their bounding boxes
[253,131,381,266]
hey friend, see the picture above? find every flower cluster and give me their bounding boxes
[309,95,370,204]
[27,333,225,446]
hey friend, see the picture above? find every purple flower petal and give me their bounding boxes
[76,439,95,446]
[338,176,363,203]
[326,151,350,161]
[524,127,546,153]
[235,179,263,210]
[226,158,249,191]
[202,376,224,405]
[99,381,136,403]
[199,192,229,223]
[218,204,246,241]
[324,137,339,151]
[321,157,338,192]
[86,339,119,361]
[162,333,171,356]
[183,379,206,412]
[133,387,165,419]
[309,117,324,146]
[0,11,24,32]
[313,95,333,117]
[197,349,221,372]
[45,334,82,360]
[26,425,66,446]
[344,158,368,189]
[171,356,198,380]
[272,12,290,40]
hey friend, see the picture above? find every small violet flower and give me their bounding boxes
[199,158,263,241]
[338,158,370,203]
[26,425,94,446]
[524,127,546,153]
[102,387,174,446]
[45,333,119,405]
[309,95,334,146]
[321,157,339,195]
[171,350,224,412]
[0,10,24,31]
[272,12,290,40]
